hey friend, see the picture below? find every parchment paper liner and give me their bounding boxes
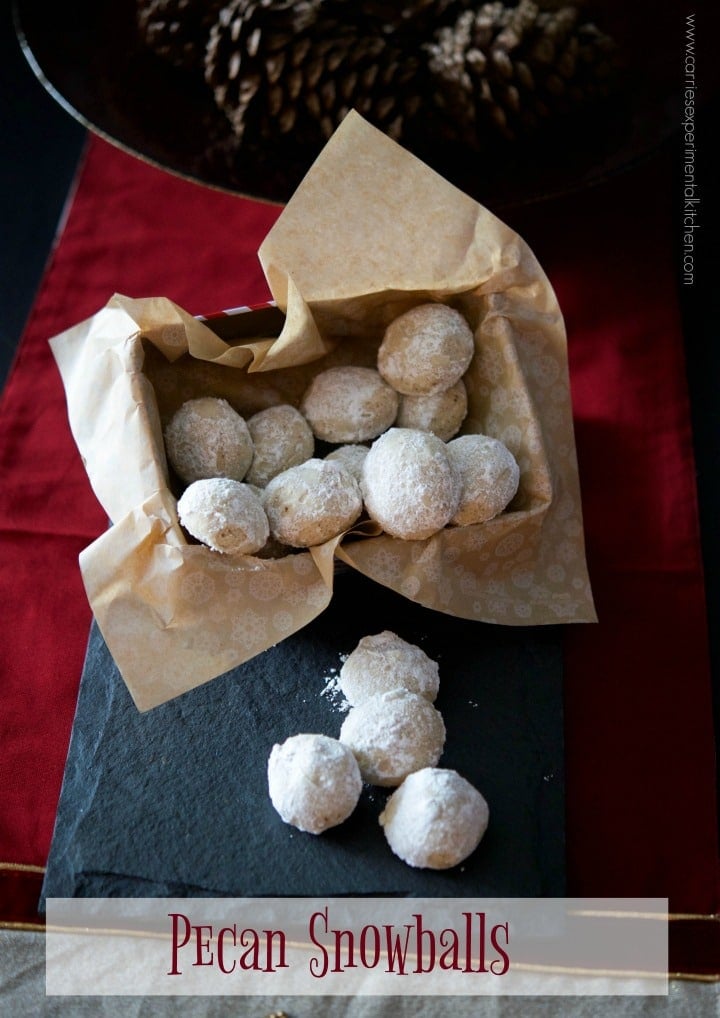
[50,112,595,712]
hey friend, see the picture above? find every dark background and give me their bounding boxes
[1,2,85,388]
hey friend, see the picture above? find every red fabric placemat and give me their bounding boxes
[0,138,280,871]
[0,138,717,960]
[505,167,719,916]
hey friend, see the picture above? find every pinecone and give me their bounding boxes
[136,0,226,73]
[205,0,426,150]
[423,0,618,147]
[352,0,471,37]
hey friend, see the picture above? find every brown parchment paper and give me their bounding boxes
[50,111,595,712]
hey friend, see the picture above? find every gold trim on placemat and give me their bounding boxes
[0,921,46,932]
[3,876,716,983]
[669,913,720,922]
[0,862,46,874]
[670,973,720,983]
[571,909,720,922]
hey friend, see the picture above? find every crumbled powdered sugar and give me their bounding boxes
[320,670,351,714]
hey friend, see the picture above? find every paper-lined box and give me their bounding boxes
[51,112,595,711]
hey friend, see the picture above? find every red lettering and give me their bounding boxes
[217,925,237,974]
[167,912,191,976]
[195,925,214,966]
[413,913,436,973]
[490,922,510,975]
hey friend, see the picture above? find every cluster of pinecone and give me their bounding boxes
[135,0,618,157]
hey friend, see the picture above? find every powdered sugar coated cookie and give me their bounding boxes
[177,477,269,554]
[377,303,475,396]
[339,631,439,706]
[396,379,468,441]
[324,444,369,485]
[263,458,362,548]
[446,434,520,525]
[361,428,460,541]
[267,733,362,834]
[245,404,315,487]
[379,767,489,869]
[339,688,446,787]
[301,366,399,443]
[165,397,253,484]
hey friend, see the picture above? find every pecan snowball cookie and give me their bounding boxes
[339,689,446,787]
[446,434,520,526]
[379,768,490,870]
[377,303,475,396]
[267,734,362,835]
[177,478,269,554]
[164,397,253,484]
[263,458,362,548]
[361,428,460,541]
[300,366,399,443]
[324,444,369,485]
[396,379,468,441]
[245,404,315,487]
[339,631,440,706]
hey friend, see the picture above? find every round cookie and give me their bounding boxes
[446,434,520,525]
[242,484,289,558]
[379,767,489,869]
[339,689,446,787]
[263,458,362,548]
[324,444,369,485]
[164,397,253,484]
[396,379,468,441]
[377,303,475,396]
[361,428,460,541]
[339,631,439,706]
[177,478,269,554]
[245,404,315,487]
[300,366,399,443]
[267,734,362,835]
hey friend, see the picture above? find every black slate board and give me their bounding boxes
[40,570,565,905]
